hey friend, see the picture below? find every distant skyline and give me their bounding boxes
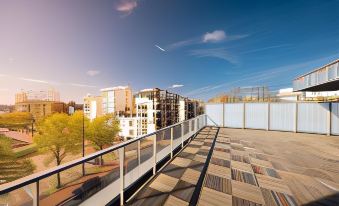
[0,0,339,104]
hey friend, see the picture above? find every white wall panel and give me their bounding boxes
[297,103,329,134]
[270,103,296,132]
[331,103,339,135]
[224,103,244,128]
[206,104,223,126]
[245,103,268,130]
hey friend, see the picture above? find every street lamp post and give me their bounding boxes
[31,119,35,137]
[82,110,85,176]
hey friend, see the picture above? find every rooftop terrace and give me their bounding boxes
[127,127,339,206]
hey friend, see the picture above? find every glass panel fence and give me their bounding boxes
[0,115,205,206]
[124,141,139,188]
[0,183,35,206]
[184,121,189,136]
[82,151,120,205]
[156,128,171,163]
[139,135,154,176]
[191,119,195,132]
[39,151,121,206]
[172,124,182,149]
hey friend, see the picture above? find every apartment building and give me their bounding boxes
[83,94,103,120]
[118,88,203,138]
[118,117,138,139]
[100,86,133,116]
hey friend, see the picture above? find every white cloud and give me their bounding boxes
[19,78,49,84]
[166,38,200,50]
[86,70,100,76]
[170,84,184,88]
[116,0,138,16]
[189,48,238,64]
[203,30,226,43]
[70,83,97,88]
[241,44,290,54]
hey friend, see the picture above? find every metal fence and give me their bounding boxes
[0,115,207,206]
[206,102,339,136]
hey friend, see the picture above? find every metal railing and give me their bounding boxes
[0,114,207,206]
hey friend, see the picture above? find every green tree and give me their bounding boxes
[34,112,87,188]
[0,135,35,184]
[88,114,120,165]
[0,112,33,129]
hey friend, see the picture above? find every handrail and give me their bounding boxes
[0,114,206,195]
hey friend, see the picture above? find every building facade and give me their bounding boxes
[118,117,138,139]
[15,100,67,120]
[119,88,203,138]
[101,86,133,117]
[83,95,103,120]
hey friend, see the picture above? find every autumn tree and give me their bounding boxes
[34,112,89,188]
[0,135,35,184]
[87,114,120,165]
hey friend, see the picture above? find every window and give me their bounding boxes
[129,130,134,136]
[129,121,133,126]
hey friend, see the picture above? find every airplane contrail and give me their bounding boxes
[155,45,166,52]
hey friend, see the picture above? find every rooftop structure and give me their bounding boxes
[15,89,60,104]
[293,59,339,91]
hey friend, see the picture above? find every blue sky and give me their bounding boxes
[0,0,338,104]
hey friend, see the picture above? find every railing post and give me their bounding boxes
[327,103,331,136]
[119,148,125,206]
[181,123,184,147]
[137,140,141,176]
[33,181,39,206]
[153,134,157,174]
[170,127,173,158]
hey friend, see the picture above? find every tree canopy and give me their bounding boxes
[0,112,33,129]
[88,114,120,151]
[34,111,89,187]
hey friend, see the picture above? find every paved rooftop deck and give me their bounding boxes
[127,127,339,206]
